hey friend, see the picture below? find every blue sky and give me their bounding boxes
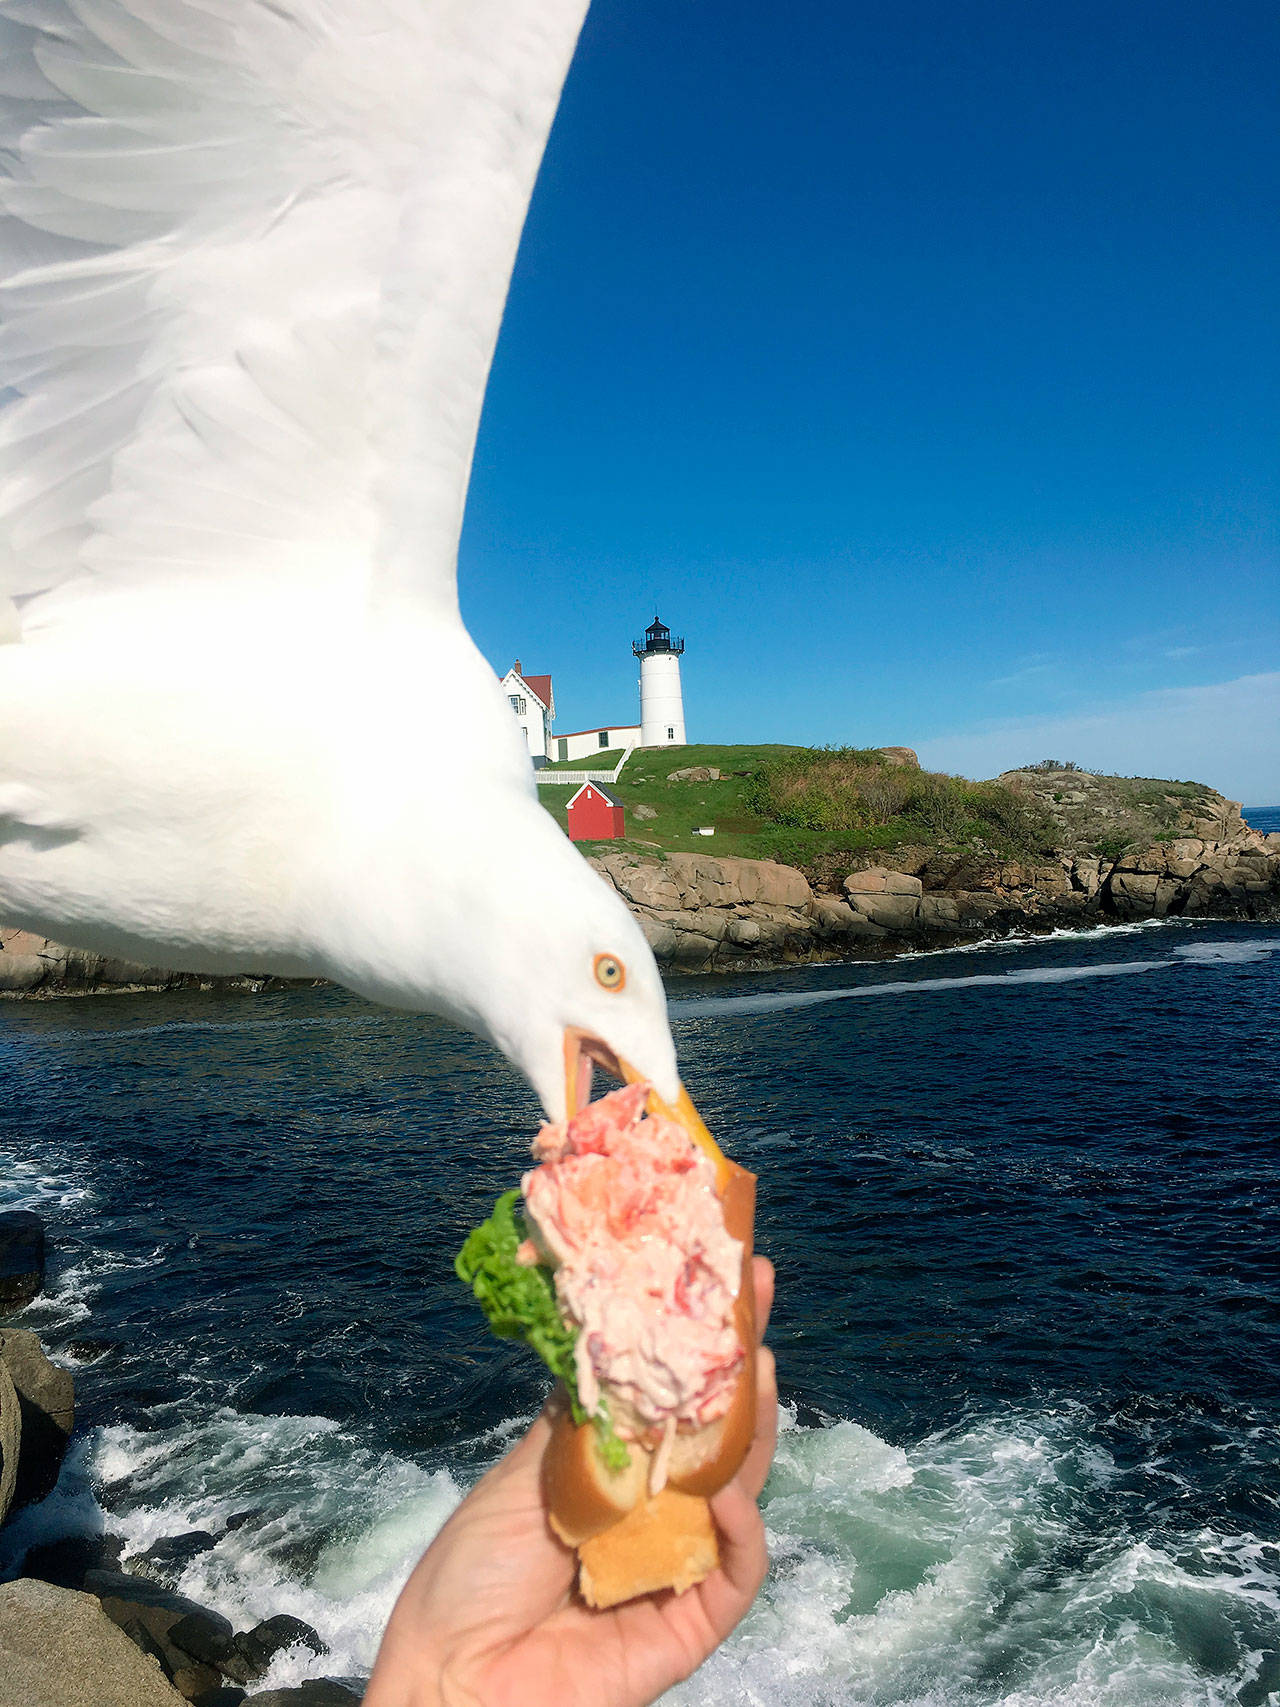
[460,0,1278,803]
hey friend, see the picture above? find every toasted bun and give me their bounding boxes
[544,1404,649,1547]
[578,1489,718,1609]
[543,1159,757,1602]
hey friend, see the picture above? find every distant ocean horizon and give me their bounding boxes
[2,916,1278,1703]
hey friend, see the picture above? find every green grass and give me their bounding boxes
[544,743,1220,868]
[544,742,1029,864]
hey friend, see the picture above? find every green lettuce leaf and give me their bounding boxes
[455,1189,630,1472]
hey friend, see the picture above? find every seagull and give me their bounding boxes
[0,0,715,1147]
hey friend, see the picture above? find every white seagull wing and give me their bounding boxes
[0,0,588,626]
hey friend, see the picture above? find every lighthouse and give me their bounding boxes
[633,615,687,748]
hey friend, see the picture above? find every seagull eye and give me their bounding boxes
[594,953,626,991]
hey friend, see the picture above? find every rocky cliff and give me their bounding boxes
[3,779,1276,989]
[590,782,1280,971]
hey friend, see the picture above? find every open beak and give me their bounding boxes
[562,1026,732,1189]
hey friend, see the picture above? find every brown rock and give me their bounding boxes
[875,747,921,768]
[918,895,962,928]
[0,1579,187,1707]
[0,1329,74,1512]
[0,1361,18,1528]
[843,867,922,899]
[849,891,921,931]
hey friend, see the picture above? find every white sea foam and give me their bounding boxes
[670,928,1279,1023]
[80,1408,465,1687]
[1173,939,1279,964]
[0,1153,93,1215]
[14,1399,1269,1706]
[660,1409,1278,1706]
[670,958,1178,1021]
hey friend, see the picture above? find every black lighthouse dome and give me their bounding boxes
[632,614,684,658]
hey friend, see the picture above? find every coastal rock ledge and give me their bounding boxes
[2,790,1276,987]
[589,803,1280,972]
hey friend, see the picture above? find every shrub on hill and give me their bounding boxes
[745,748,1054,856]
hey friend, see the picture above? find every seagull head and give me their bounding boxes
[452,794,693,1129]
[333,769,714,1135]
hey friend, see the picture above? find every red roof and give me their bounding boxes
[523,673,553,709]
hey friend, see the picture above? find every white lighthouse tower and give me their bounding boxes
[633,615,687,748]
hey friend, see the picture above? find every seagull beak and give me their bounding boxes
[562,1027,732,1188]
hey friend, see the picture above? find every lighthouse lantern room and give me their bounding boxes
[632,616,687,748]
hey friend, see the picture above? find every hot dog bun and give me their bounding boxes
[543,1160,757,1605]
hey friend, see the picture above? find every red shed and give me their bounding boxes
[566,782,626,842]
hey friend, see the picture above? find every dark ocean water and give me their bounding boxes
[2,914,1278,1703]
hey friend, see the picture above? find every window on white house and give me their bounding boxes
[509,694,527,716]
[598,730,610,748]
[667,726,675,740]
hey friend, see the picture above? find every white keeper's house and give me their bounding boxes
[499,615,688,765]
[499,660,555,760]
[553,723,641,763]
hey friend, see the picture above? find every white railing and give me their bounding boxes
[536,745,635,787]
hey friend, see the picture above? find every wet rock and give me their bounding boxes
[0,1327,75,1513]
[239,1614,326,1669]
[0,1578,187,1706]
[242,1685,362,1707]
[86,1569,234,1680]
[169,1610,238,1669]
[172,1659,227,1703]
[133,1530,218,1579]
[65,1337,119,1363]
[22,1531,125,1590]
[219,1615,326,1686]
[0,1211,44,1312]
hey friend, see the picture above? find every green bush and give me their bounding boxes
[745,749,1054,856]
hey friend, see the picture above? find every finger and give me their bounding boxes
[737,1345,778,1502]
[751,1254,775,1344]
[696,1478,769,1641]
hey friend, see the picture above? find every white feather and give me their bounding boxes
[0,0,684,1116]
[0,0,587,614]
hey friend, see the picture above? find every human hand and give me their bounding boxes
[365,1255,778,1707]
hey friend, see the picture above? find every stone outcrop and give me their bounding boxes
[0,927,184,995]
[4,787,1276,986]
[0,1211,44,1311]
[585,798,1280,971]
[0,1328,74,1520]
[593,851,820,969]
[82,1567,329,1699]
[0,928,312,997]
[0,1578,188,1707]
